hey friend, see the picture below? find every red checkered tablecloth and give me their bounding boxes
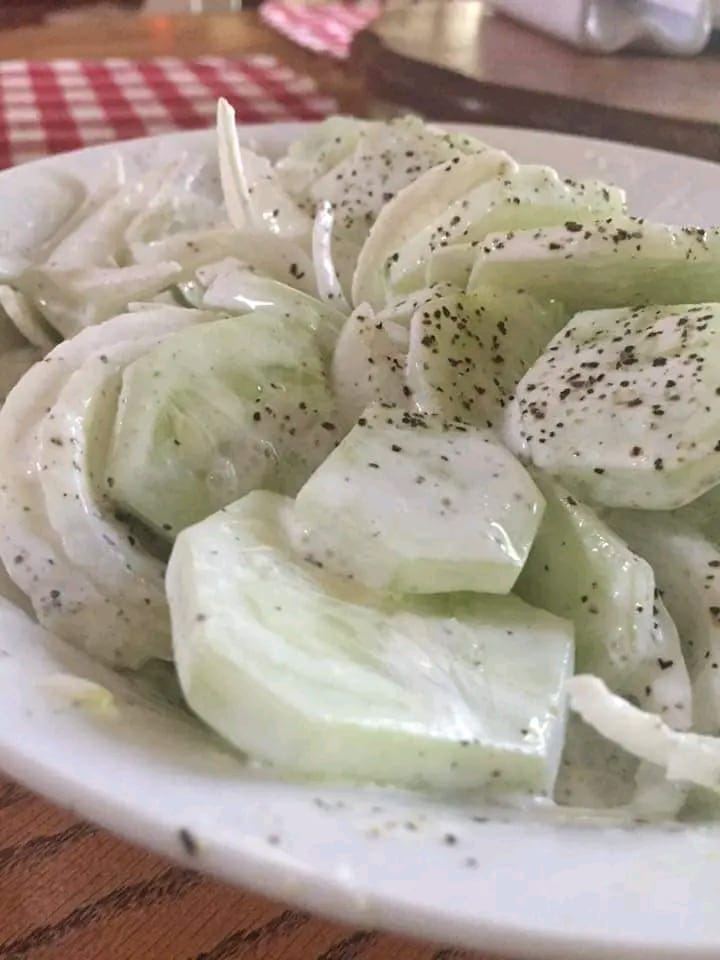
[0,55,337,169]
[261,0,380,59]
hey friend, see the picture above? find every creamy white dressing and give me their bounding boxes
[1,101,720,817]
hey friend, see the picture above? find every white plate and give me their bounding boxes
[0,124,719,960]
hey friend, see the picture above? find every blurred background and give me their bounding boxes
[0,0,716,166]
[0,0,245,21]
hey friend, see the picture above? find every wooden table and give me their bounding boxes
[1,775,484,959]
[0,14,489,960]
[353,0,720,159]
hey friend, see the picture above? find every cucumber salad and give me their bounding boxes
[3,100,720,818]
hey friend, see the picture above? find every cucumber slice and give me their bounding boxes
[39,338,173,645]
[131,229,318,297]
[331,306,409,432]
[425,242,479,289]
[352,150,515,310]
[106,312,337,540]
[407,287,565,430]
[0,168,86,262]
[516,472,692,729]
[506,302,720,509]
[167,490,574,792]
[276,116,370,210]
[468,218,720,311]
[309,116,486,253]
[199,258,344,355]
[0,306,201,666]
[45,164,171,271]
[20,261,183,338]
[388,166,625,301]
[374,283,459,328]
[606,509,720,735]
[292,403,544,594]
[330,285,461,430]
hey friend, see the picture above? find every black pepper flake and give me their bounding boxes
[178,828,197,856]
[289,262,305,280]
[443,833,458,846]
[657,658,674,671]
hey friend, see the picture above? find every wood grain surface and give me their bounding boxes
[0,776,488,959]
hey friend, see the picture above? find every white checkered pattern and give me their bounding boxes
[0,55,338,169]
[261,1,380,59]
